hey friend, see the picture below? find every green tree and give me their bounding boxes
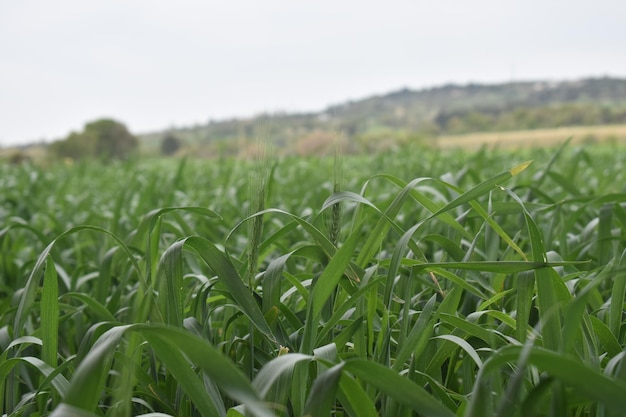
[85,119,138,159]
[49,119,138,160]
[161,134,182,156]
[49,131,96,159]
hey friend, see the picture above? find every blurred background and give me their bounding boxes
[1,0,625,159]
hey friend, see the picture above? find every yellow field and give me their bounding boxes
[0,144,48,163]
[435,124,626,150]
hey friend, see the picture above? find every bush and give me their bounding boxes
[161,134,182,156]
[49,118,138,160]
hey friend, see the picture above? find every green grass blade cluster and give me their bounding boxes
[1,144,626,416]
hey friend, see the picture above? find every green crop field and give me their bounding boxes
[1,140,626,416]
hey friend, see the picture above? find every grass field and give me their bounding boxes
[1,140,626,416]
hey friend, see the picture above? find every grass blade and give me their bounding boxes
[343,359,456,417]
[41,256,59,368]
[184,236,274,339]
[302,363,344,417]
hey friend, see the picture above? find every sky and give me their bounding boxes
[1,0,625,146]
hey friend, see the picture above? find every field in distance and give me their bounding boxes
[435,123,626,150]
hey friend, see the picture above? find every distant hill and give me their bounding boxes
[140,77,626,155]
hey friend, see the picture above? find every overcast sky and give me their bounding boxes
[1,0,624,146]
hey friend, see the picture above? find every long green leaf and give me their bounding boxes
[184,236,274,338]
[302,363,344,417]
[511,189,563,351]
[467,345,626,416]
[343,359,456,417]
[301,224,364,353]
[14,225,143,333]
[51,324,274,417]
[41,256,59,368]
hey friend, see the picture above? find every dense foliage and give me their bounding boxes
[49,118,138,160]
[1,141,626,416]
[435,103,626,134]
[160,134,182,156]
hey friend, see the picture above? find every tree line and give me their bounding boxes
[48,119,182,160]
[434,103,626,135]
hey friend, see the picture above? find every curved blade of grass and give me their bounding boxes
[227,208,360,282]
[140,326,273,417]
[439,313,498,346]
[58,324,128,411]
[130,206,222,290]
[324,183,421,268]
[562,259,619,352]
[424,267,487,299]
[393,294,437,371]
[62,292,117,322]
[183,236,274,338]
[262,245,326,314]
[326,177,472,269]
[0,218,49,247]
[471,310,519,333]
[13,240,55,334]
[343,359,456,417]
[330,315,365,353]
[466,345,626,416]
[140,333,226,417]
[494,340,534,417]
[440,162,532,261]
[433,334,483,368]
[157,239,185,327]
[310,223,363,319]
[14,225,143,334]
[336,372,379,417]
[430,161,532,219]
[407,260,586,273]
[301,223,363,353]
[384,163,532,306]
[424,289,481,376]
[227,208,334,259]
[362,175,476,234]
[588,316,622,357]
[528,137,572,192]
[477,288,516,311]
[252,353,313,398]
[302,363,344,417]
[468,199,528,260]
[93,246,118,304]
[0,356,69,397]
[419,234,467,261]
[547,170,584,197]
[316,277,383,342]
[605,351,626,380]
[263,252,293,315]
[505,188,562,351]
[52,324,274,417]
[134,206,222,240]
